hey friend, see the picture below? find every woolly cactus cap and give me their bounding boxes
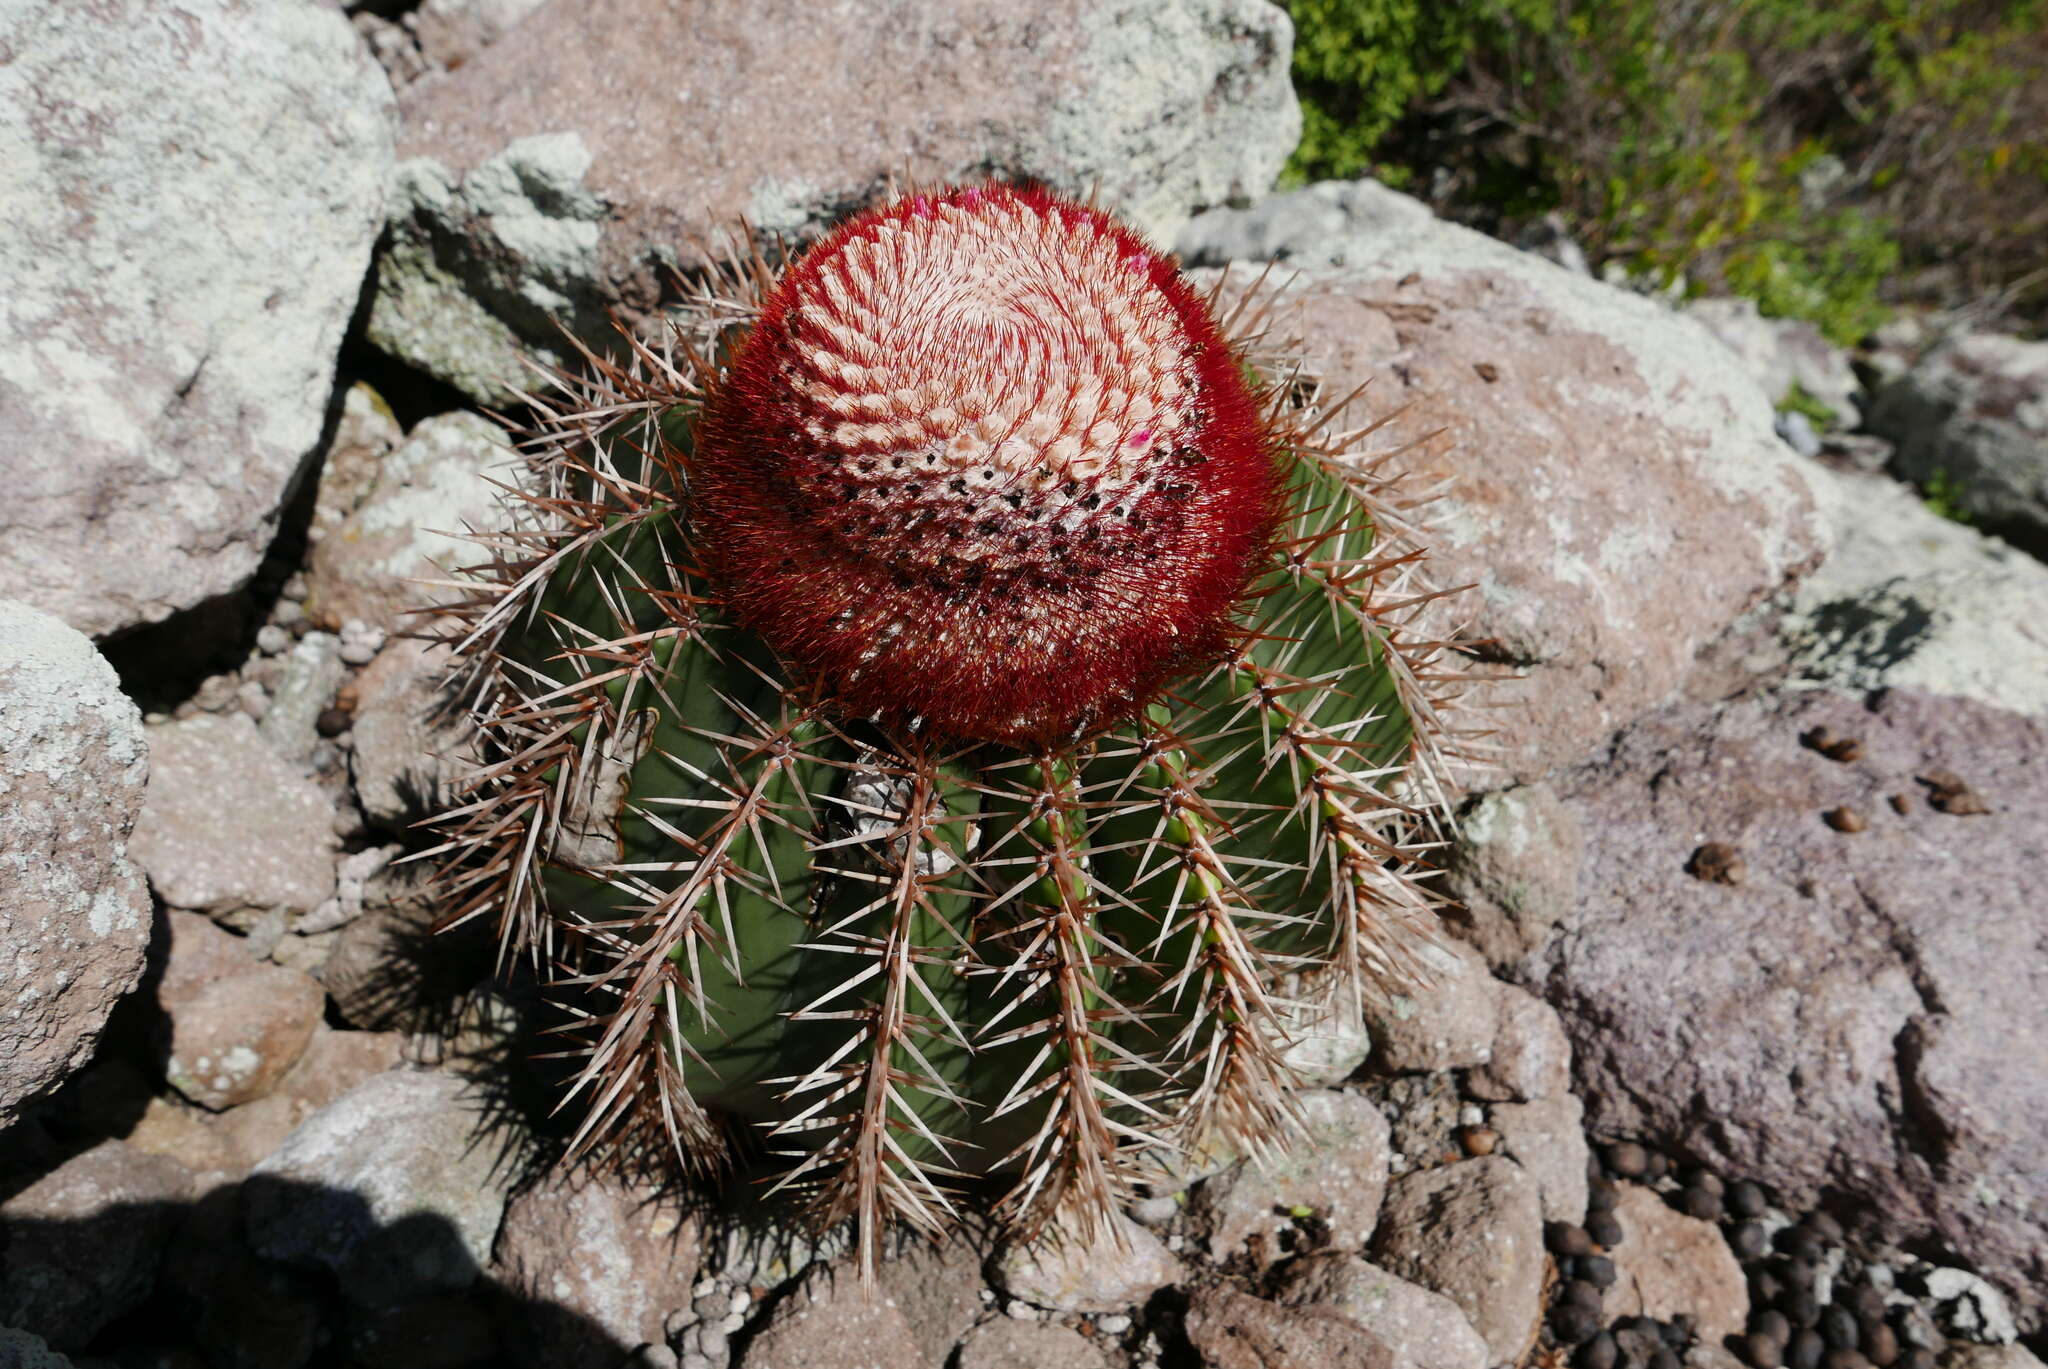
[692,183,1282,747]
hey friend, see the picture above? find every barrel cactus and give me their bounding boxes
[429,182,1469,1268]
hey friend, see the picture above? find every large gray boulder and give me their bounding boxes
[0,600,152,1128]
[0,0,394,638]
[377,0,1300,401]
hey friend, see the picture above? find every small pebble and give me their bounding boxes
[1577,1333,1619,1369]
[1564,1279,1604,1311]
[316,706,351,738]
[1643,1151,1670,1181]
[1727,1180,1768,1218]
[281,573,309,601]
[1804,1210,1844,1242]
[1801,727,1864,762]
[1744,1335,1785,1369]
[1752,1270,1785,1305]
[1688,841,1747,885]
[1586,1210,1624,1248]
[1822,1353,1871,1369]
[1684,1168,1725,1198]
[1847,1286,1886,1324]
[256,624,291,656]
[272,598,305,628]
[1588,1179,1620,1213]
[1605,1141,1650,1178]
[1786,1330,1826,1369]
[1678,1186,1721,1221]
[1918,770,1989,815]
[1781,1225,1824,1263]
[1731,1221,1770,1260]
[1753,1310,1792,1346]
[1665,1316,1695,1348]
[1888,793,1912,815]
[1097,1314,1131,1336]
[1783,1290,1822,1329]
[1460,1125,1500,1157]
[1553,1304,1601,1345]
[1580,1255,1617,1289]
[1128,1195,1178,1227]
[1863,1325,1898,1367]
[1824,806,1867,833]
[1897,1350,1935,1369]
[1548,1222,1596,1257]
[1651,1350,1682,1369]
[1820,1306,1859,1351]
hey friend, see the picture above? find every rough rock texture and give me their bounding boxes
[992,1210,1182,1312]
[259,630,346,765]
[491,1170,700,1369]
[1537,686,2048,1328]
[305,410,514,631]
[128,713,339,925]
[740,1264,924,1369]
[1685,295,1861,421]
[245,1068,515,1307]
[161,958,326,1111]
[1182,179,1828,779]
[1774,468,2048,718]
[872,1230,989,1368]
[0,0,394,637]
[0,601,152,1126]
[0,1141,196,1350]
[1440,784,1583,974]
[1869,331,2048,555]
[955,1319,1112,1369]
[1194,1090,1391,1263]
[1488,1094,1590,1224]
[1602,1185,1749,1343]
[1466,985,1572,1104]
[348,637,481,829]
[382,0,1299,401]
[0,1327,73,1369]
[1369,1157,1545,1364]
[1185,1287,1395,1369]
[1365,940,1498,1073]
[1276,1255,1490,1369]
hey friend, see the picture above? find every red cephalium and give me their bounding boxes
[689,183,1283,748]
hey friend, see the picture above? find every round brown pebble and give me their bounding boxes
[1606,1141,1650,1178]
[1678,1186,1721,1220]
[1805,1210,1844,1241]
[1644,1150,1671,1181]
[1688,841,1747,885]
[1553,1304,1601,1345]
[1731,1221,1769,1260]
[1864,1325,1899,1367]
[1787,1330,1826,1369]
[1825,806,1868,833]
[315,706,351,737]
[1780,1225,1824,1263]
[1581,1255,1617,1289]
[1564,1279,1604,1311]
[1822,1352,1871,1369]
[1588,1179,1620,1212]
[1783,1290,1821,1329]
[1820,1306,1859,1351]
[1888,793,1912,815]
[1578,1333,1619,1369]
[1727,1180,1768,1218]
[1685,1167,1725,1198]
[1548,1222,1596,1257]
[1460,1125,1500,1156]
[1745,1334,1786,1369]
[1898,1349,1936,1369]
[1652,1350,1683,1369]
[1753,1310,1792,1347]
[1586,1210,1625,1247]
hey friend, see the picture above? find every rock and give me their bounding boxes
[1194,1090,1390,1264]
[1534,685,2048,1329]
[1924,1269,2021,1346]
[0,601,152,1126]
[1440,784,1584,974]
[347,638,481,829]
[305,411,515,632]
[1369,1156,1545,1364]
[0,0,393,638]
[740,1264,924,1369]
[1868,331,2048,556]
[308,383,405,553]
[157,1182,324,1369]
[992,1209,1181,1312]
[380,0,1298,401]
[1466,984,1572,1103]
[1276,1255,1489,1369]
[190,1023,409,1173]
[1775,468,2048,718]
[955,1319,1112,1369]
[1940,1347,2041,1369]
[492,1169,700,1369]
[128,714,340,926]
[0,1141,196,1350]
[1365,939,1498,1073]
[345,1292,502,1369]
[0,1327,74,1369]
[162,960,326,1111]
[1487,1094,1590,1224]
[872,1229,989,1368]
[1278,972,1376,1086]
[1685,296,1861,422]
[259,632,347,765]
[1184,1287,1395,1369]
[245,1068,514,1306]
[1602,1183,1749,1342]
[1182,179,1829,779]
[317,857,487,1032]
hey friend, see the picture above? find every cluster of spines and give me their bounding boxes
[420,208,1484,1274]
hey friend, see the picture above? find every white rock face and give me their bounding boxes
[0,600,152,1127]
[0,0,395,637]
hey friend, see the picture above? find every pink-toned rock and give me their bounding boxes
[205,1024,408,1168]
[1535,687,2048,1329]
[1194,1090,1391,1264]
[1369,1157,1545,1365]
[875,1229,991,1368]
[129,714,339,925]
[1603,1184,1749,1343]
[1488,1094,1590,1224]
[347,636,482,828]
[1185,1288,1395,1369]
[0,601,152,1127]
[957,1319,1113,1369]
[1184,180,1828,779]
[1365,939,1498,1073]
[1467,984,1572,1103]
[156,908,261,1007]
[1441,783,1584,975]
[162,962,326,1111]
[492,1169,700,1369]
[741,1264,925,1369]
[0,1141,196,1350]
[1277,1255,1489,1369]
[993,1209,1182,1312]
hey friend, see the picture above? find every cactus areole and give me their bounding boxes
[694,185,1282,747]
[432,181,1467,1271]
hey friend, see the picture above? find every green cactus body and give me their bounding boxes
[430,184,1466,1266]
